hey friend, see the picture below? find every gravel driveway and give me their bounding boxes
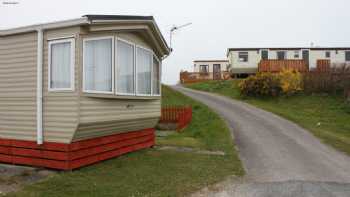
[172,86,350,197]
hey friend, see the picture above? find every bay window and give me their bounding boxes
[83,37,113,93]
[116,39,135,95]
[83,36,161,97]
[136,47,152,95]
[48,39,74,91]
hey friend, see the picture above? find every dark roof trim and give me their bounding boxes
[228,47,350,51]
[83,15,154,21]
[228,48,262,51]
[193,60,228,63]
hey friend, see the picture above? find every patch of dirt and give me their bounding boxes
[0,164,56,195]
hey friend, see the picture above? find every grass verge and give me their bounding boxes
[7,85,244,197]
[186,80,350,155]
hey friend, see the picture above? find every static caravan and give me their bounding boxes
[227,47,350,75]
[192,60,229,80]
[193,60,229,73]
[0,15,170,170]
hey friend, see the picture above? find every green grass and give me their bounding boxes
[186,80,350,155]
[7,85,244,197]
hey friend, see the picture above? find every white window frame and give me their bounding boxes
[135,45,154,97]
[115,37,136,96]
[82,36,115,94]
[152,54,161,96]
[48,38,75,92]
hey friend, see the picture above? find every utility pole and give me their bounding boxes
[169,22,192,51]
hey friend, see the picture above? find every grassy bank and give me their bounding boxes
[159,86,240,152]
[186,80,350,155]
[8,85,243,197]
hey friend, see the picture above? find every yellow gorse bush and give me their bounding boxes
[278,68,303,96]
[239,69,303,97]
[239,72,281,97]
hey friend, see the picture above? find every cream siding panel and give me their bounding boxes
[42,27,80,143]
[118,32,152,50]
[0,57,37,65]
[74,117,159,141]
[74,97,160,141]
[79,98,160,123]
[0,32,37,141]
[229,51,261,69]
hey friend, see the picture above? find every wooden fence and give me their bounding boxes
[316,59,331,72]
[159,106,192,131]
[258,60,308,73]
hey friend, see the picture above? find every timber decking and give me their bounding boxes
[0,128,155,170]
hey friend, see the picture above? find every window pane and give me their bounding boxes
[200,65,208,72]
[345,51,350,61]
[294,51,299,58]
[50,42,71,89]
[152,56,160,95]
[277,51,286,60]
[84,38,112,92]
[261,50,268,60]
[136,47,152,95]
[238,52,248,62]
[117,40,134,94]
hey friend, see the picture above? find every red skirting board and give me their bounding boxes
[0,128,155,170]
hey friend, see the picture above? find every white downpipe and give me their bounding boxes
[36,28,43,145]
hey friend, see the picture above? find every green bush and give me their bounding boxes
[238,72,281,97]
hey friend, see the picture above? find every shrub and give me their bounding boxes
[344,101,350,114]
[238,72,281,97]
[278,68,303,96]
[238,69,303,97]
[303,64,350,94]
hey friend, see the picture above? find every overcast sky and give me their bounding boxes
[1,0,349,84]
